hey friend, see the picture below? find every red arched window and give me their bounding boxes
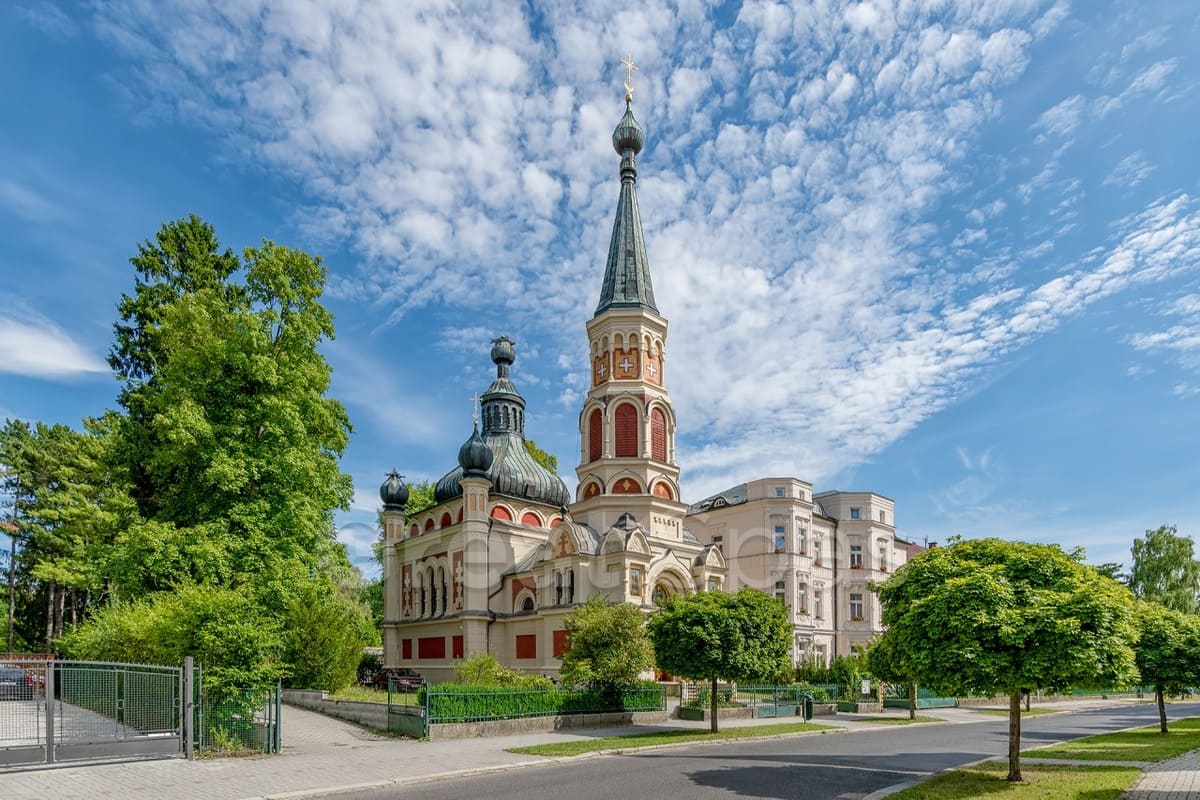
[653,481,673,500]
[615,403,638,458]
[521,511,542,528]
[651,407,667,462]
[548,517,562,528]
[588,408,603,462]
[409,524,419,537]
[583,481,601,499]
[440,512,452,528]
[457,507,464,523]
[424,518,435,532]
[490,505,513,521]
[612,477,641,494]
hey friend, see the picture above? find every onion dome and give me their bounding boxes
[612,101,645,157]
[458,425,494,476]
[434,338,570,508]
[379,470,409,511]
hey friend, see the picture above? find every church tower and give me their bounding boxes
[571,86,685,543]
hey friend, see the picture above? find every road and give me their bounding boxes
[323,702,1200,800]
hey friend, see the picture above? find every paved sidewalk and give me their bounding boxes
[0,697,1164,800]
[1123,748,1200,799]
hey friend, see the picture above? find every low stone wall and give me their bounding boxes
[676,706,757,722]
[812,703,838,716]
[427,709,668,741]
[283,690,388,731]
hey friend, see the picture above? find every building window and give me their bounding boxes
[814,587,823,619]
[774,524,786,553]
[555,571,563,605]
[567,569,575,603]
[707,577,720,592]
[652,584,669,605]
[651,407,667,462]
[850,507,861,520]
[712,535,724,554]
[879,510,886,523]
[588,408,603,462]
[814,539,823,565]
[797,581,808,613]
[774,580,786,605]
[850,592,864,621]
[614,403,639,457]
[521,596,535,612]
[850,544,863,569]
[629,566,643,597]
[797,526,807,554]
[879,544,888,572]
[775,487,785,497]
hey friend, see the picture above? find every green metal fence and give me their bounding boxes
[387,683,666,737]
[196,679,281,755]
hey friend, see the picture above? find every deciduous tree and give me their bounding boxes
[1129,525,1200,614]
[874,538,1137,782]
[648,588,791,732]
[559,597,655,697]
[1133,602,1200,733]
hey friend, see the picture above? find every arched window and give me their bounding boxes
[521,511,542,528]
[522,596,535,612]
[567,569,575,604]
[652,481,673,500]
[651,407,667,462]
[583,481,601,499]
[555,571,563,605]
[614,403,639,457]
[490,505,513,521]
[418,572,427,616]
[424,518,435,532]
[409,524,419,538]
[588,408,603,462]
[428,568,437,615]
[440,512,452,528]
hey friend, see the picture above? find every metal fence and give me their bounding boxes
[196,680,281,755]
[680,682,838,716]
[388,683,666,738]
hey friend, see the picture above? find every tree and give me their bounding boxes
[875,538,1137,782]
[1129,525,1200,614]
[648,588,791,732]
[282,580,370,691]
[1133,602,1200,733]
[866,636,917,720]
[559,597,655,699]
[524,439,558,473]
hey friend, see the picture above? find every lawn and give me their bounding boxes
[507,721,838,757]
[973,707,1058,717]
[327,685,419,705]
[888,761,1138,799]
[859,715,942,725]
[1027,716,1200,762]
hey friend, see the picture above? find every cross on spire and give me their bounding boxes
[472,393,480,427]
[621,54,638,97]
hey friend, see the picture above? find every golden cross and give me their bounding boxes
[621,54,638,95]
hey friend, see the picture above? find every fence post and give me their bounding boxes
[424,684,431,738]
[182,656,194,760]
[274,679,282,753]
[44,660,55,764]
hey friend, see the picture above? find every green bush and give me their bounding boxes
[422,681,662,722]
[451,652,554,688]
[282,581,367,692]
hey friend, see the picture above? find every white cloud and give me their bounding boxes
[1033,95,1086,139]
[1104,151,1155,188]
[0,305,108,379]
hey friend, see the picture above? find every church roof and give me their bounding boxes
[687,483,749,513]
[595,100,658,317]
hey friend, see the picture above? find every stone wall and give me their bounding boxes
[427,710,668,741]
[283,690,388,731]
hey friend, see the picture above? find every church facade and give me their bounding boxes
[381,92,916,682]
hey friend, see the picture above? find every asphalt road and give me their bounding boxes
[323,702,1200,800]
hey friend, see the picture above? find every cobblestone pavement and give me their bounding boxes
[1123,748,1200,799]
[0,698,1184,800]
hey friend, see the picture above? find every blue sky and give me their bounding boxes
[1,1,1198,579]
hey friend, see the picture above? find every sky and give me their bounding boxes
[1,0,1198,580]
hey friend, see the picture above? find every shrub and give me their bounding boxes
[422,681,661,722]
[282,581,368,692]
[452,652,553,688]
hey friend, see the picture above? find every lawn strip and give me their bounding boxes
[506,722,838,757]
[857,715,942,725]
[1028,716,1200,763]
[887,760,1139,799]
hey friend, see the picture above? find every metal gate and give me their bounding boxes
[0,658,193,767]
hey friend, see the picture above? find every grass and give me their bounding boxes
[506,721,837,757]
[1028,716,1200,763]
[858,715,942,725]
[973,707,1059,717]
[326,685,419,705]
[888,761,1139,799]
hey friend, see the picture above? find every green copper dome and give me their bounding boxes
[434,338,569,509]
[612,102,645,156]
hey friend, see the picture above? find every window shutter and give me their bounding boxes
[651,408,667,462]
[615,404,638,457]
[588,409,603,462]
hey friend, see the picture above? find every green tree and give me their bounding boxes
[282,580,369,691]
[105,216,354,598]
[559,597,655,699]
[1134,602,1200,733]
[866,636,917,719]
[1129,525,1200,614]
[648,588,791,732]
[524,439,558,473]
[875,538,1137,782]
[452,652,552,688]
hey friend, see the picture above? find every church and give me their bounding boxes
[380,85,918,682]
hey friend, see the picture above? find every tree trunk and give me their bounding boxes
[908,682,917,720]
[53,584,65,640]
[1025,689,1031,712]
[45,586,54,647]
[710,677,719,733]
[1157,685,1168,734]
[1007,688,1023,782]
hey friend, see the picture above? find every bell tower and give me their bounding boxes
[571,80,686,542]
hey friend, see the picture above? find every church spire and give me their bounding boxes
[595,78,658,317]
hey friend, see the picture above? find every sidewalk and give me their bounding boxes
[0,697,1172,800]
[1123,747,1200,799]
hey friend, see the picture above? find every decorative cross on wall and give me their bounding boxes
[619,358,633,372]
[646,362,657,376]
[598,362,607,376]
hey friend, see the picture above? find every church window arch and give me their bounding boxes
[521,511,543,528]
[583,481,602,500]
[490,504,514,521]
[424,518,435,533]
[611,476,642,494]
[652,481,674,500]
[614,403,639,457]
[409,524,419,538]
[457,507,464,523]
[588,408,603,462]
[440,512,452,528]
[614,332,624,349]
[651,407,667,462]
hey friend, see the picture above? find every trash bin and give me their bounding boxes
[802,694,814,721]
